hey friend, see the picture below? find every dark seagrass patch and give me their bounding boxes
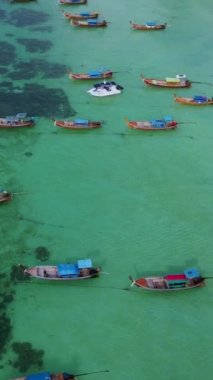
[0,83,75,118]
[16,38,52,53]
[0,41,16,66]
[7,9,50,27]
[8,59,68,80]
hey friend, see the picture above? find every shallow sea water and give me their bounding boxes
[1,0,213,379]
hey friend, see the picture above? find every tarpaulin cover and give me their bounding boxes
[166,78,180,83]
[74,119,89,125]
[145,21,157,26]
[27,372,51,380]
[77,259,92,269]
[87,20,98,24]
[163,116,173,122]
[184,268,200,279]
[165,274,186,281]
[193,95,207,102]
[57,264,79,276]
[150,120,165,128]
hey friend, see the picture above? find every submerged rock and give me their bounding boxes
[35,246,50,262]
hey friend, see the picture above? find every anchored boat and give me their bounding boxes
[11,371,75,380]
[69,69,113,80]
[174,94,213,105]
[21,259,101,281]
[130,21,167,30]
[126,116,178,130]
[141,74,191,88]
[54,118,103,129]
[88,81,123,97]
[129,268,205,291]
[0,113,34,128]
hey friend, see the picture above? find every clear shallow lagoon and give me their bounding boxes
[0,0,213,379]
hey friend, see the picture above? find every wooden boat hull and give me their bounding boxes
[131,276,205,291]
[59,0,87,4]
[130,22,167,30]
[127,120,177,130]
[142,76,191,88]
[174,96,213,105]
[23,265,101,281]
[0,121,34,128]
[54,120,102,129]
[69,71,112,80]
[72,20,107,27]
[62,11,99,20]
[0,193,12,204]
[12,373,76,380]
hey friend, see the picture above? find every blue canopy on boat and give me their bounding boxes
[145,21,157,26]
[150,120,165,128]
[87,19,98,25]
[193,95,207,102]
[74,118,89,125]
[57,263,79,277]
[77,258,92,269]
[163,115,173,122]
[16,112,27,119]
[184,268,201,279]
[80,12,92,16]
[26,372,51,380]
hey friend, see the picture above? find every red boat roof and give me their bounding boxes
[164,274,186,281]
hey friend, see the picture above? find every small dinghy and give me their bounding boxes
[129,268,205,292]
[21,258,101,281]
[88,81,123,97]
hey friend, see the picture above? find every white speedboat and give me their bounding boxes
[87,81,123,97]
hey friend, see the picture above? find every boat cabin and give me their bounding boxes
[74,118,89,126]
[26,372,51,380]
[57,259,93,278]
[145,21,158,27]
[166,77,181,84]
[164,268,201,289]
[193,95,208,103]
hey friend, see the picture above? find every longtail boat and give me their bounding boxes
[129,268,205,292]
[21,258,101,281]
[126,116,177,131]
[62,10,99,20]
[12,371,75,380]
[54,118,103,129]
[0,190,12,204]
[72,19,107,27]
[130,21,167,30]
[59,0,87,5]
[141,74,191,88]
[69,69,112,80]
[0,113,34,128]
[174,94,213,105]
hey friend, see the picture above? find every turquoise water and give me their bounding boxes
[1,0,213,379]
